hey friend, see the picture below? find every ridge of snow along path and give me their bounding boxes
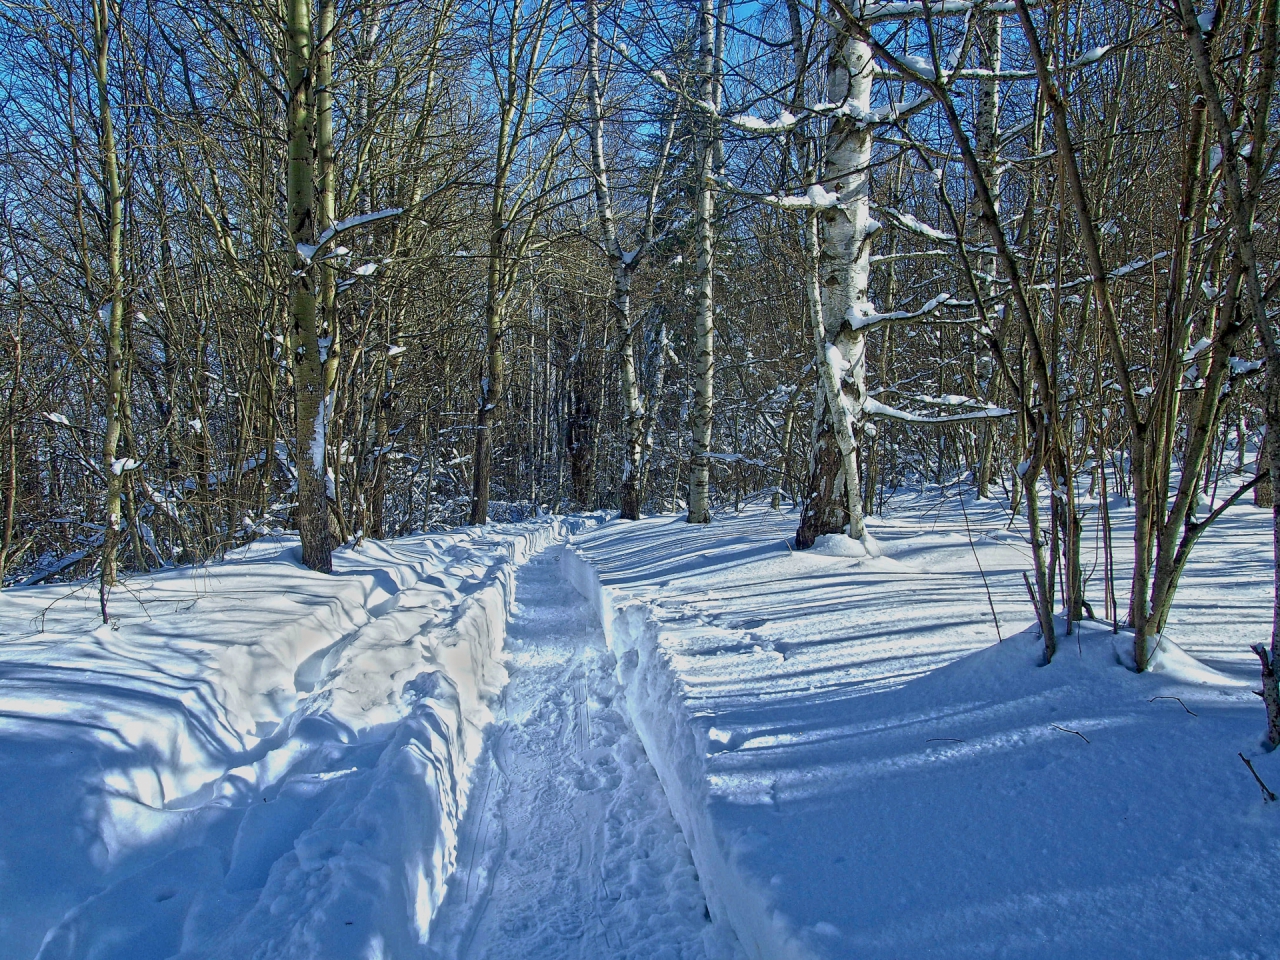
[4,486,1279,960]
[421,548,739,960]
[563,490,1280,960]
[0,517,601,960]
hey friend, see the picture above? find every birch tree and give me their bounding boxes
[282,0,334,571]
[585,0,676,520]
[794,9,877,549]
[686,0,722,523]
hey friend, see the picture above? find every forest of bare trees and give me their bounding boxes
[1,0,1277,700]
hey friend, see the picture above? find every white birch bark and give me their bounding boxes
[686,0,719,524]
[798,13,874,545]
[585,0,641,518]
[586,0,675,519]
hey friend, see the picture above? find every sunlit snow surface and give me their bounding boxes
[0,519,599,960]
[421,550,738,960]
[2,484,1277,960]
[564,487,1279,960]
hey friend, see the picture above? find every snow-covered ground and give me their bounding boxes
[2,484,1277,960]
[422,549,736,960]
[564,488,1280,960]
[0,519,598,959]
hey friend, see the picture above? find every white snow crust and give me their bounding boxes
[0,517,595,960]
[5,479,1279,960]
[563,488,1280,960]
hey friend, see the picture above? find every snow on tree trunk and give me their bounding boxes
[285,0,332,572]
[687,0,718,525]
[797,20,873,549]
[585,0,656,522]
[92,0,127,592]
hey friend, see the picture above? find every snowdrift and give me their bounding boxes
[0,517,596,960]
[564,499,1280,960]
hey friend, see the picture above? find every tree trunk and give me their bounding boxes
[285,0,332,572]
[796,382,848,549]
[797,19,874,548]
[585,0,653,521]
[687,0,719,524]
[317,0,339,395]
[973,8,1001,500]
[1265,366,1280,745]
[618,297,644,519]
[1257,425,1275,508]
[0,332,20,586]
[469,283,504,525]
[92,0,127,595]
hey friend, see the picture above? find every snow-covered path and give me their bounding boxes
[424,548,737,960]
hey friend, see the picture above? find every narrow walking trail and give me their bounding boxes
[424,546,738,960]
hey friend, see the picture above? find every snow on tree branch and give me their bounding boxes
[847,292,967,332]
[865,394,1013,424]
[297,208,403,261]
[878,207,955,242]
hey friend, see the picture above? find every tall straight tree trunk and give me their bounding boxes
[585,0,648,520]
[469,234,505,525]
[797,15,873,549]
[315,0,343,542]
[0,330,21,587]
[467,79,512,526]
[566,330,597,510]
[285,0,332,572]
[92,0,127,595]
[317,0,339,397]
[687,0,719,524]
[615,275,644,519]
[973,7,1002,499]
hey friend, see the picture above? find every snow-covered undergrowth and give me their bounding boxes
[0,516,596,960]
[564,492,1280,959]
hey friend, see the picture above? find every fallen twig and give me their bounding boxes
[1050,723,1090,743]
[926,738,966,743]
[1148,696,1198,717]
[1021,571,1040,629]
[1239,752,1277,802]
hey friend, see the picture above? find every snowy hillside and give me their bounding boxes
[1,488,1277,959]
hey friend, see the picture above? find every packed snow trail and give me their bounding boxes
[0,520,597,959]
[424,547,739,960]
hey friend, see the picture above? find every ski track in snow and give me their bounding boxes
[7,483,1273,960]
[424,549,737,960]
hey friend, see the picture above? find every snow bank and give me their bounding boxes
[563,500,1280,960]
[563,548,801,960]
[0,516,597,960]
